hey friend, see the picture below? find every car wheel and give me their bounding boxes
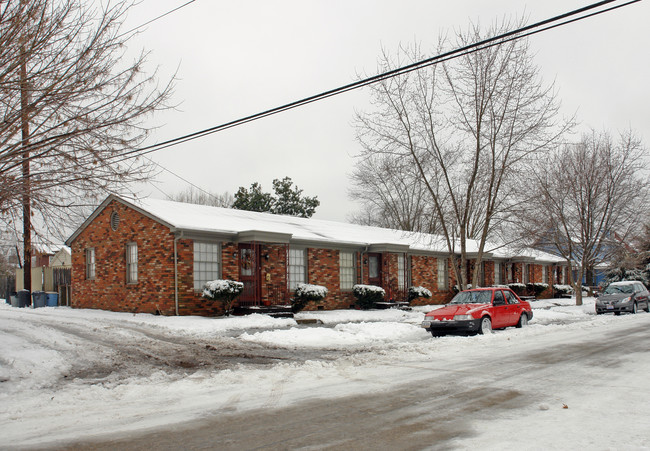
[614,311,621,316]
[632,302,638,314]
[430,332,443,338]
[516,314,528,328]
[645,301,650,313]
[478,317,492,335]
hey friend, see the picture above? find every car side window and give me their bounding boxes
[503,290,519,304]
[493,290,505,305]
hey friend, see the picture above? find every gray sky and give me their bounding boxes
[125,0,650,222]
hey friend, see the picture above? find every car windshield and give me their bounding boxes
[603,284,634,294]
[450,291,492,304]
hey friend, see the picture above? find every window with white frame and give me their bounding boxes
[437,258,448,291]
[542,265,548,284]
[288,248,307,291]
[494,262,501,285]
[193,241,221,291]
[86,248,95,280]
[339,251,355,290]
[126,242,138,284]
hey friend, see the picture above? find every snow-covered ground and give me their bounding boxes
[1,297,649,449]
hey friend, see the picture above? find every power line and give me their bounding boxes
[144,156,224,203]
[118,0,198,39]
[110,0,640,164]
[0,0,198,179]
[147,179,174,200]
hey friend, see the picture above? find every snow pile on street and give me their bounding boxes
[240,321,422,348]
[2,297,650,449]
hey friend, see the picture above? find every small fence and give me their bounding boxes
[12,267,71,305]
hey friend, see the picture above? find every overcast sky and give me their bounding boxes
[124,0,650,222]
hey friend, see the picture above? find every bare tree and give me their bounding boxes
[170,187,234,208]
[348,152,440,233]
[524,129,649,305]
[0,0,174,287]
[353,20,567,289]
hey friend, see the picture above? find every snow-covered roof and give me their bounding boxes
[135,196,451,252]
[67,195,565,264]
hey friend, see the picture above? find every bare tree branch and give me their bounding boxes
[352,18,568,289]
[0,0,175,252]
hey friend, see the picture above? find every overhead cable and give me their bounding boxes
[95,0,647,164]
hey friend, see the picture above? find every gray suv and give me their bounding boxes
[595,281,650,315]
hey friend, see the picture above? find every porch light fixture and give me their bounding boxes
[233,252,238,258]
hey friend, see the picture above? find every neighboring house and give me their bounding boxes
[534,228,637,287]
[31,249,54,268]
[65,195,568,316]
[50,247,72,268]
[15,245,72,294]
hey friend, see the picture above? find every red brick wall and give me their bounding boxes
[305,248,355,310]
[70,200,177,315]
[410,255,453,305]
[483,261,495,286]
[71,200,563,315]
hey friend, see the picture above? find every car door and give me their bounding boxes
[635,283,650,309]
[491,290,510,329]
[503,290,523,326]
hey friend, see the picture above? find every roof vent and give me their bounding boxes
[110,211,120,231]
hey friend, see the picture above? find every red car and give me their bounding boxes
[421,287,533,337]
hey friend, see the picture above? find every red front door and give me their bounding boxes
[239,244,261,305]
[368,253,382,287]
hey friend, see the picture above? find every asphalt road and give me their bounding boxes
[58,320,650,451]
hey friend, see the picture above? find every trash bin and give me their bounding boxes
[17,290,30,308]
[10,294,19,307]
[32,291,46,308]
[46,292,59,307]
[6,291,15,305]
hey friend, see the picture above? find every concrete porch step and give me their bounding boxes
[232,304,294,318]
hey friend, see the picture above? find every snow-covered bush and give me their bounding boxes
[202,279,244,315]
[526,282,549,297]
[352,284,385,310]
[507,283,526,295]
[292,283,328,313]
[407,286,432,302]
[553,284,574,295]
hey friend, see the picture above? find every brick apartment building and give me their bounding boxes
[65,195,568,316]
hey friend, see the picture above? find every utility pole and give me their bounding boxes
[20,0,31,293]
